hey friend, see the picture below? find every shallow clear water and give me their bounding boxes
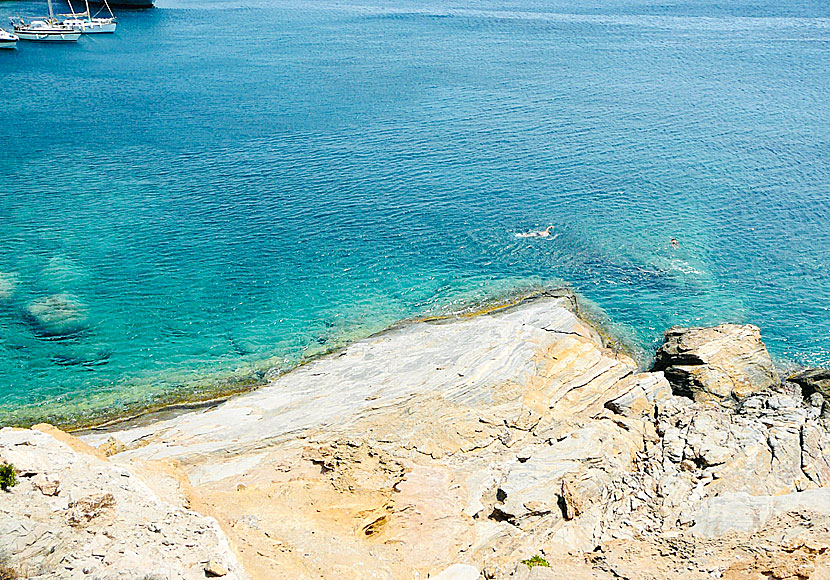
[0,0,828,425]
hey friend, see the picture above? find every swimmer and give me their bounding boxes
[516,225,554,239]
[670,238,679,249]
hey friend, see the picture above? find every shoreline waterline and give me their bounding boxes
[3,279,812,433]
[59,284,626,434]
[0,283,566,431]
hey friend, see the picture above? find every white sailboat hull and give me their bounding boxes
[15,0,84,42]
[0,40,17,49]
[15,29,81,41]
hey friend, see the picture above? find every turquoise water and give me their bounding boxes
[0,0,828,425]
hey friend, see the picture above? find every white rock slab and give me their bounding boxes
[690,489,830,537]
[431,563,482,580]
[83,295,602,463]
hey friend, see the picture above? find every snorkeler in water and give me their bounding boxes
[671,238,679,249]
[516,225,554,239]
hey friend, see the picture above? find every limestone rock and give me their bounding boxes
[59,295,830,580]
[0,427,245,580]
[205,560,229,577]
[301,438,405,492]
[789,367,830,399]
[652,324,779,403]
[431,564,481,580]
[801,422,830,486]
[31,473,60,496]
[66,492,116,527]
[494,420,641,524]
[560,476,583,520]
[99,435,127,457]
[690,489,830,537]
[605,372,672,419]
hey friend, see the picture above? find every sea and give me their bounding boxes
[0,0,828,426]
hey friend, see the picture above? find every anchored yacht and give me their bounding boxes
[61,16,116,33]
[61,0,116,34]
[13,0,81,42]
[12,19,80,41]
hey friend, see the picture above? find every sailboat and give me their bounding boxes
[12,0,81,42]
[60,0,117,34]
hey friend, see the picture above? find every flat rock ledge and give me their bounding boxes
[2,290,830,580]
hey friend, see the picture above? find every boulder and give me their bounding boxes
[605,372,672,418]
[493,421,642,524]
[205,559,229,577]
[788,367,830,399]
[652,324,779,403]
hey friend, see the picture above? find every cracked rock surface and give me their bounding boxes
[0,425,243,579]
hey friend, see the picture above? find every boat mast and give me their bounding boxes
[84,0,91,21]
[66,0,81,18]
[47,0,54,20]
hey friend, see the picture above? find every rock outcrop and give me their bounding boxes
[0,425,244,580]
[789,367,830,399]
[652,323,779,403]
[1,291,828,579]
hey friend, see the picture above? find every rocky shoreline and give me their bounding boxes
[2,289,830,579]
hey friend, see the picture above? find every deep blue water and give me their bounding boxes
[0,0,828,425]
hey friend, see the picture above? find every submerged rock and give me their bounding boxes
[0,272,19,303]
[652,323,779,403]
[51,345,112,367]
[24,293,89,338]
[41,256,87,289]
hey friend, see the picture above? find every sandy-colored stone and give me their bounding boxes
[0,428,245,580]
[653,324,779,402]
[431,564,481,580]
[789,367,830,399]
[690,489,830,537]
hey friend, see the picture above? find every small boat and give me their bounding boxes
[12,0,82,42]
[0,29,18,49]
[60,0,116,34]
